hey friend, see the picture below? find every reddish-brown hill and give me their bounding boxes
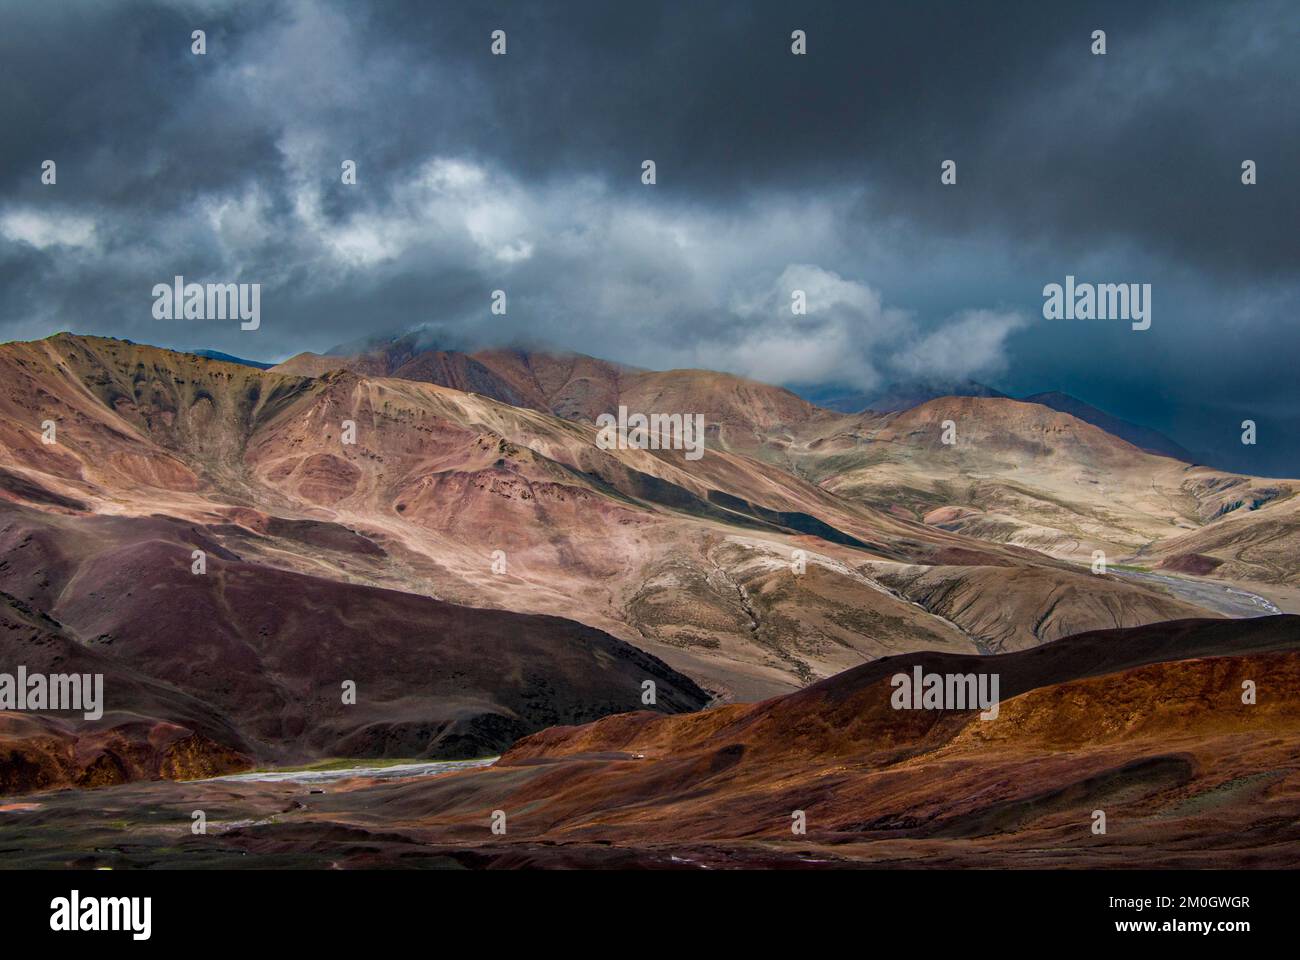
[346,616,1300,866]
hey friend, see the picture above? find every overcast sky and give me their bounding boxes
[2,0,1297,474]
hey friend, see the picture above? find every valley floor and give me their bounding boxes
[2,740,1296,870]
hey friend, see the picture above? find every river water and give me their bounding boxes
[1111,570,1281,617]
[208,756,498,785]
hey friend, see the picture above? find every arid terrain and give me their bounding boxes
[0,332,1296,867]
[3,616,1296,869]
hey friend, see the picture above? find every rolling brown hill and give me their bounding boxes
[1144,493,1300,585]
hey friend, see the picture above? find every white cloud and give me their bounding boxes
[893,309,1029,381]
[708,265,907,386]
[203,186,275,260]
[0,209,97,250]
[671,265,1022,390]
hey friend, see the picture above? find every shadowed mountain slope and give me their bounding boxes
[0,500,709,791]
[0,589,251,795]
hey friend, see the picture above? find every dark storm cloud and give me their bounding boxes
[1,0,1297,473]
[359,0,1300,279]
[0,2,284,209]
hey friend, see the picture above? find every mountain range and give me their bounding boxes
[0,330,1296,867]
